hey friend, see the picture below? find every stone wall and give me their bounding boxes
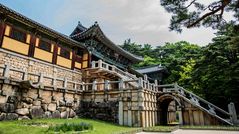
[0,50,82,86]
[0,83,81,120]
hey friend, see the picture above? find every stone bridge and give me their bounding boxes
[0,61,237,127]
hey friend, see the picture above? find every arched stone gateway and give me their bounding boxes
[157,94,182,125]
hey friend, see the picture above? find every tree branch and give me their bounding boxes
[187,0,231,28]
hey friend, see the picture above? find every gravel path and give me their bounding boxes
[137,129,239,134]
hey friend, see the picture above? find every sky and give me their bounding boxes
[0,0,217,47]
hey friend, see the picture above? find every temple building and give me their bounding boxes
[0,4,235,127]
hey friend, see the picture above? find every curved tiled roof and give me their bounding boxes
[0,4,85,49]
[70,22,143,63]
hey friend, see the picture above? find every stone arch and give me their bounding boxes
[157,94,182,125]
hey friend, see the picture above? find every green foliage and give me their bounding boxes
[121,24,239,111]
[190,24,239,110]
[48,122,93,132]
[160,0,239,32]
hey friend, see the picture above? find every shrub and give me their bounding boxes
[48,122,93,132]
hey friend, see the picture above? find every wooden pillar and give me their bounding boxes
[28,35,36,57]
[0,22,5,47]
[52,44,58,64]
[71,48,76,70]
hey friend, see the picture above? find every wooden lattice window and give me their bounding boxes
[39,40,51,52]
[10,28,26,43]
[60,47,70,59]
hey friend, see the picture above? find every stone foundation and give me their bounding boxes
[0,83,81,121]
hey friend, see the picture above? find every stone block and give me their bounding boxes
[23,97,33,104]
[7,96,18,103]
[0,103,15,113]
[33,100,41,106]
[18,116,30,120]
[0,96,7,104]
[6,113,18,120]
[66,100,73,107]
[44,111,52,118]
[0,113,6,121]
[69,109,76,118]
[30,106,44,119]
[48,103,56,112]
[58,107,67,112]
[59,100,65,106]
[41,104,48,111]
[16,108,29,116]
[60,111,68,119]
[52,110,60,118]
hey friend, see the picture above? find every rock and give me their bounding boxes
[66,100,73,107]
[48,103,56,112]
[69,109,76,118]
[23,98,33,104]
[52,110,60,118]
[33,100,41,106]
[41,100,46,104]
[6,113,18,120]
[41,104,48,111]
[59,100,65,106]
[0,113,6,121]
[7,96,17,103]
[60,111,68,119]
[16,108,29,115]
[57,107,66,112]
[44,111,52,118]
[0,103,15,113]
[0,96,7,104]
[30,106,44,119]
[18,116,30,120]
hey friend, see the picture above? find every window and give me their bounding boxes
[60,47,70,59]
[10,28,26,42]
[76,48,83,57]
[39,40,51,52]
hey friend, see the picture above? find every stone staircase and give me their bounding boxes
[159,83,236,125]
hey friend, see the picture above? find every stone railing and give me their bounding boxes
[0,64,84,93]
[0,64,160,92]
[157,83,235,125]
[91,60,138,80]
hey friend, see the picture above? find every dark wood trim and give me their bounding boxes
[0,23,5,48]
[88,51,91,68]
[52,44,58,64]
[28,34,36,57]
[71,49,76,70]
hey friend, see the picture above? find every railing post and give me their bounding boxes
[39,73,44,83]
[138,77,143,89]
[91,61,96,68]
[81,82,85,91]
[98,60,102,68]
[228,102,237,124]
[74,82,77,90]
[23,71,28,81]
[104,80,109,91]
[63,77,67,88]
[154,80,158,91]
[3,64,10,78]
[112,65,116,72]
[92,80,97,91]
[119,79,125,90]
